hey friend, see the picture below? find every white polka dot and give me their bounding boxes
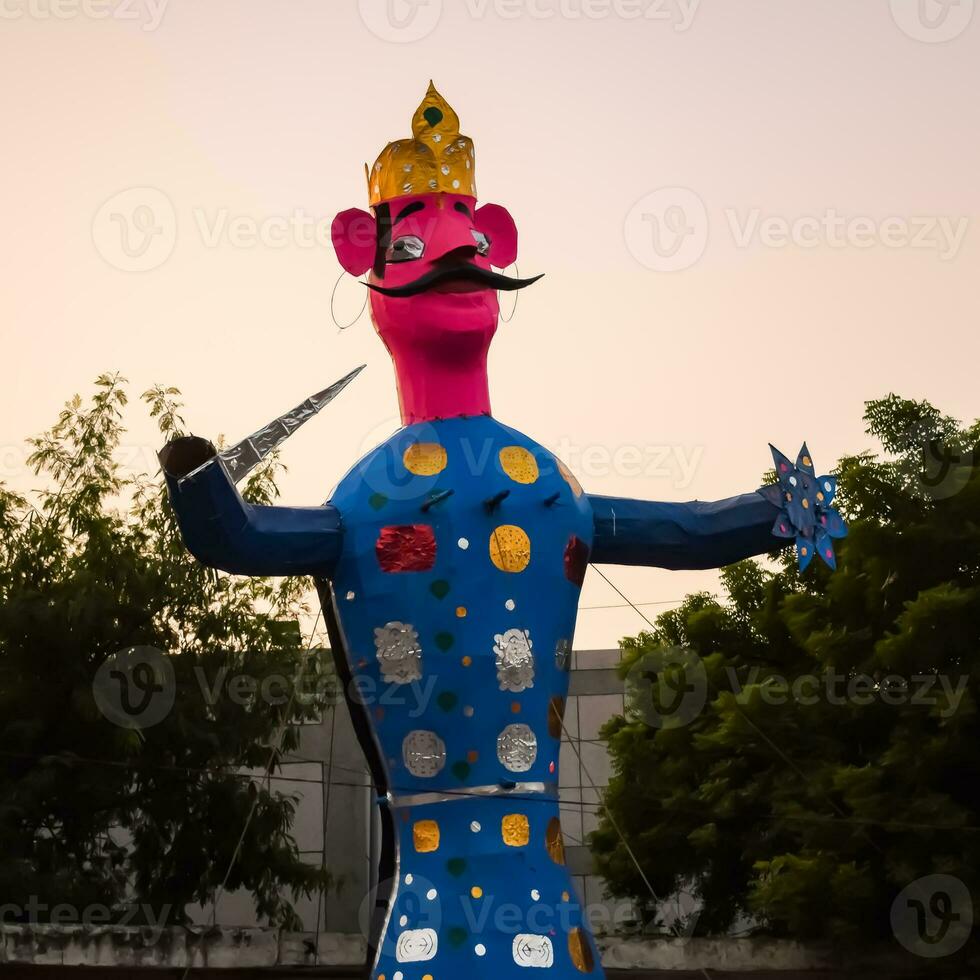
[426,888,438,900]
[470,821,481,833]
[405,874,414,885]
[824,481,832,492]
[452,179,460,189]
[531,889,540,901]
[463,705,474,717]
[505,599,515,611]
[346,590,355,601]
[475,944,486,956]
[394,973,404,980]
[399,914,408,926]
[458,537,470,550]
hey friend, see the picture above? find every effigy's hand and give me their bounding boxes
[757,443,847,571]
[158,435,217,479]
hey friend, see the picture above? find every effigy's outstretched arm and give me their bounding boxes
[588,492,780,570]
[588,443,847,572]
[159,436,342,578]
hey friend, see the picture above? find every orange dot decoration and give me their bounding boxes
[568,927,595,972]
[557,459,583,497]
[499,446,540,484]
[548,696,566,738]
[501,813,530,847]
[403,442,448,476]
[413,819,440,853]
[545,817,565,865]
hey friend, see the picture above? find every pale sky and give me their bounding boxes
[2,0,977,648]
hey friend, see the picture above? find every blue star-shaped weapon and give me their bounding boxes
[757,443,847,571]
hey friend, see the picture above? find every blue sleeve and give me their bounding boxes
[163,456,342,578]
[588,492,781,571]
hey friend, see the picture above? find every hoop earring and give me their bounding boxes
[497,263,520,324]
[331,269,369,331]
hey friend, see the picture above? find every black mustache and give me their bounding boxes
[365,263,543,298]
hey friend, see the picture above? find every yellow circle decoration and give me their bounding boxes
[456,606,467,618]
[557,460,583,498]
[568,927,595,973]
[470,886,483,899]
[403,442,448,476]
[545,817,565,865]
[489,525,531,573]
[413,819,440,853]
[499,446,539,485]
[501,813,530,847]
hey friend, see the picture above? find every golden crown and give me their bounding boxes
[366,82,476,207]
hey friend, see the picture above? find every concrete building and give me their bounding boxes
[191,648,632,935]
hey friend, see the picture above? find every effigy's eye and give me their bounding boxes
[387,235,425,262]
[471,229,491,256]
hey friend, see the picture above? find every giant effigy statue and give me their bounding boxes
[160,84,845,979]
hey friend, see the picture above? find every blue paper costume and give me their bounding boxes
[161,84,844,980]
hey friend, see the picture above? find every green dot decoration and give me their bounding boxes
[423,106,444,127]
[437,691,458,712]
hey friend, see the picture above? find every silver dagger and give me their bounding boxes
[218,364,365,484]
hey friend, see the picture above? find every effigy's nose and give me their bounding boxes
[436,243,478,265]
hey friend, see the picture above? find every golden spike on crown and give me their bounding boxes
[366,81,476,207]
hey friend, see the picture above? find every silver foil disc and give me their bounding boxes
[513,934,554,968]
[396,929,438,963]
[555,638,571,672]
[374,621,422,685]
[402,730,446,778]
[494,628,534,692]
[497,723,538,773]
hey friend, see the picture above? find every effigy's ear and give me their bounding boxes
[474,203,518,269]
[331,207,377,275]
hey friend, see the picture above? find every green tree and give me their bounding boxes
[593,394,980,943]
[0,374,331,928]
